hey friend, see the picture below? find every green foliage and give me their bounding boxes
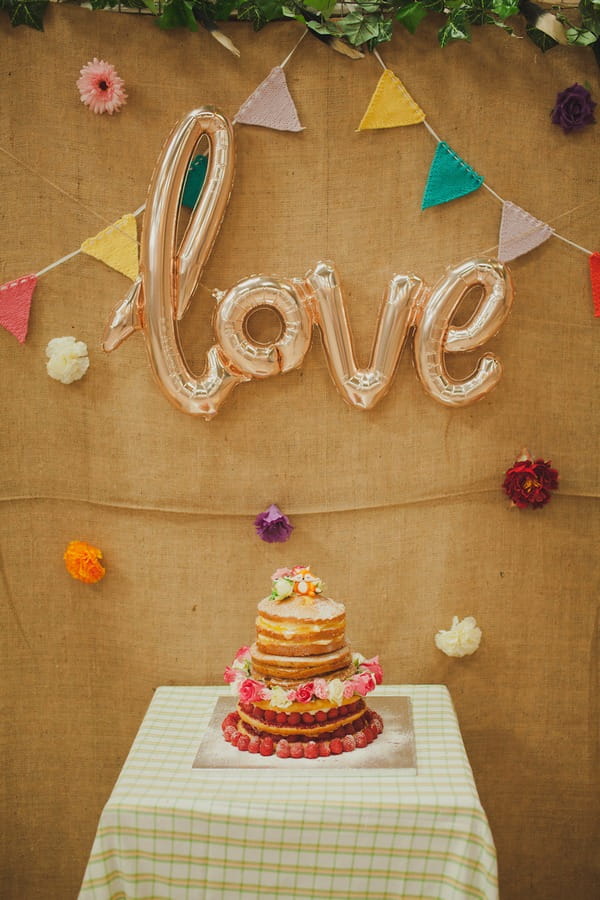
[1,0,48,29]
[1,0,598,60]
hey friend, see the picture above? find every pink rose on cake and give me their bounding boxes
[312,678,329,700]
[293,682,315,704]
[238,678,269,703]
[361,656,383,684]
[234,646,251,663]
[345,672,375,697]
[223,666,241,685]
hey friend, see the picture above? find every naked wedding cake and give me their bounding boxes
[221,566,383,758]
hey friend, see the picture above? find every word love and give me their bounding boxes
[103,108,514,419]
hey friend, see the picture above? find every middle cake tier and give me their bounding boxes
[250,643,354,687]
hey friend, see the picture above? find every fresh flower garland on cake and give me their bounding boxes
[224,647,383,706]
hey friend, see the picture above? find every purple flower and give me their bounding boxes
[551,83,596,134]
[254,504,294,543]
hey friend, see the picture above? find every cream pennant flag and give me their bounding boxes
[357,69,425,132]
[233,66,304,132]
[498,201,554,263]
[80,213,139,281]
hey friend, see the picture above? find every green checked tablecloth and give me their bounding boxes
[79,685,498,900]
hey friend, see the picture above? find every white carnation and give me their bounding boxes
[435,616,482,658]
[269,686,292,709]
[327,678,344,706]
[46,336,89,384]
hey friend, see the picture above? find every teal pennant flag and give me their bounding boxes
[422,141,484,210]
[181,154,208,209]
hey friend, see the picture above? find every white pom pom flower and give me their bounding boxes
[435,616,482,658]
[46,337,89,384]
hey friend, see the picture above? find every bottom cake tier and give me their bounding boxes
[221,704,384,758]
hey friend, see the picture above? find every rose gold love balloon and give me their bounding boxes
[102,107,514,418]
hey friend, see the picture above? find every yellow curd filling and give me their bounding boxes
[253,694,360,713]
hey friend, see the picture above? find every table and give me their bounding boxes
[79,685,498,900]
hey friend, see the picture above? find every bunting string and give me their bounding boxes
[2,34,599,342]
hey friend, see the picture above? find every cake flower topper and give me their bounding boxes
[270,566,324,602]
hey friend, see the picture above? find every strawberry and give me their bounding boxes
[315,710,328,723]
[330,738,343,755]
[304,741,319,759]
[223,725,236,742]
[301,712,314,725]
[373,717,383,735]
[264,709,276,723]
[342,735,356,753]
[290,743,304,758]
[319,741,331,757]
[230,730,240,746]
[237,734,250,751]
[276,739,290,758]
[327,707,339,720]
[248,736,260,754]
[355,732,367,749]
[364,726,375,744]
[259,737,274,756]
[275,712,287,725]
[288,712,301,726]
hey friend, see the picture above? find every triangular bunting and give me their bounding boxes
[80,213,139,281]
[498,201,554,262]
[233,66,303,132]
[422,142,484,210]
[357,69,425,131]
[589,252,600,317]
[182,154,208,209]
[0,274,37,343]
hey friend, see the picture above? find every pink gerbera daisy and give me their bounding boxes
[76,58,127,115]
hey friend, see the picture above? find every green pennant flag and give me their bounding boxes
[422,142,484,210]
[182,154,208,209]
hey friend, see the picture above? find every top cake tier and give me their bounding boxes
[255,566,346,658]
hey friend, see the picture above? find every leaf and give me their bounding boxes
[8,1,48,29]
[525,23,557,51]
[337,11,380,45]
[156,0,198,29]
[565,24,598,45]
[438,14,471,45]
[305,0,336,15]
[236,0,284,29]
[396,2,428,34]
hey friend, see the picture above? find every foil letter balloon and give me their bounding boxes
[413,259,514,407]
[103,108,514,417]
[103,107,249,418]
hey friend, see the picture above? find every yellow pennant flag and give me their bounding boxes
[81,213,139,281]
[357,69,425,132]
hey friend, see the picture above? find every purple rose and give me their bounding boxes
[254,504,294,543]
[551,83,596,134]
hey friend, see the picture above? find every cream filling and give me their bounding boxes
[256,615,344,637]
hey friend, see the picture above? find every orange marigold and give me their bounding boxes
[64,540,106,584]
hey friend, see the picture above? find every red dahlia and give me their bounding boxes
[502,454,559,509]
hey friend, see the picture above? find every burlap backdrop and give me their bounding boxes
[1,7,598,898]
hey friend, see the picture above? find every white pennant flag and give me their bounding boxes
[498,201,554,262]
[233,66,303,132]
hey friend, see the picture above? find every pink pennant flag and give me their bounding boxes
[0,273,37,343]
[498,201,554,263]
[233,66,303,132]
[589,252,600,317]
